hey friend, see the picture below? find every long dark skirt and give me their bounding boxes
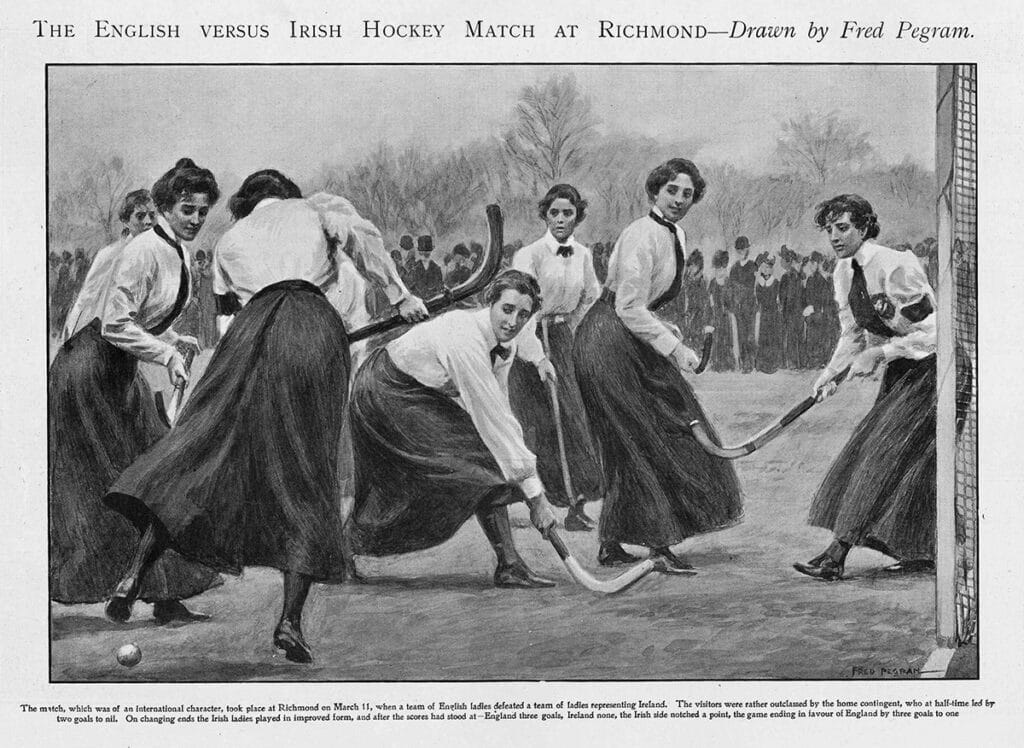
[508,320,603,507]
[573,299,744,547]
[106,281,350,582]
[755,308,784,374]
[348,348,522,556]
[49,320,221,603]
[809,355,938,560]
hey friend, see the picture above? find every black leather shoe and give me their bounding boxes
[564,508,594,532]
[598,542,642,567]
[883,559,935,574]
[651,547,697,574]
[793,557,844,581]
[153,600,211,625]
[105,576,140,623]
[494,561,556,588]
[273,620,313,664]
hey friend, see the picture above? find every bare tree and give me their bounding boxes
[502,73,598,185]
[775,111,874,183]
[886,157,932,208]
[48,189,79,247]
[752,174,816,243]
[701,162,756,246]
[78,156,136,242]
[339,143,405,233]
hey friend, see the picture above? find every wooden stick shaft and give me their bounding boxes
[541,318,577,502]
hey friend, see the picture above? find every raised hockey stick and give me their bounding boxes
[347,204,504,343]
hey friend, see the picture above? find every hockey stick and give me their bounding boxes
[546,529,659,595]
[155,346,197,428]
[689,366,850,459]
[693,326,714,374]
[346,204,504,343]
[540,318,580,508]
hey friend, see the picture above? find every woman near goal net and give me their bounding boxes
[794,194,969,581]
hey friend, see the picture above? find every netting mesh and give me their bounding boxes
[948,64,978,644]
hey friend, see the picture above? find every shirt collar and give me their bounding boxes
[543,230,575,254]
[650,205,685,244]
[853,240,881,266]
[154,212,176,240]
[253,197,282,213]
[472,307,515,360]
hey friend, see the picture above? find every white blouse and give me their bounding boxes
[387,308,543,498]
[603,206,686,357]
[511,231,600,364]
[825,241,937,374]
[101,214,191,366]
[61,235,129,343]
[213,195,410,314]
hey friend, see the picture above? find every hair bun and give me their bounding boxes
[174,157,197,169]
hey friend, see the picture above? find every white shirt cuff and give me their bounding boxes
[520,476,544,499]
[651,330,679,358]
[153,342,177,367]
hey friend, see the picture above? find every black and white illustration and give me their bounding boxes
[45,63,978,682]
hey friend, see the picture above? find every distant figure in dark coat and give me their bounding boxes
[447,243,474,287]
[398,234,416,282]
[753,252,782,373]
[729,236,757,372]
[406,234,445,300]
[778,246,805,369]
[708,249,734,371]
[802,251,832,368]
[681,248,710,352]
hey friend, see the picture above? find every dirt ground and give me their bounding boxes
[51,363,954,682]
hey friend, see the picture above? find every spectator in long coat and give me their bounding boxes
[729,235,757,372]
[778,245,805,369]
[406,234,445,299]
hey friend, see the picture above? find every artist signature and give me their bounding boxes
[850,665,921,677]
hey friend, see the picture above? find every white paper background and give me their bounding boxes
[2,0,1021,744]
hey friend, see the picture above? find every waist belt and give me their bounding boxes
[250,279,324,304]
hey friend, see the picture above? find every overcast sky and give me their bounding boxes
[48,64,935,186]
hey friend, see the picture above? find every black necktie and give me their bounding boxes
[556,244,574,258]
[149,224,191,336]
[647,211,685,311]
[490,344,511,365]
[849,258,896,338]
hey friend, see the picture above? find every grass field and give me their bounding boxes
[50,361,950,682]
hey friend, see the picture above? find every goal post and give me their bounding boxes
[935,63,978,650]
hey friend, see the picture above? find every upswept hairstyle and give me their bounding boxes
[228,169,302,220]
[484,269,543,315]
[813,194,880,240]
[151,158,220,212]
[538,183,588,223]
[645,158,706,203]
[118,189,153,223]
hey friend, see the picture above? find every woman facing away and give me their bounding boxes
[572,158,743,572]
[103,169,427,663]
[793,193,970,580]
[509,183,603,531]
[49,160,221,621]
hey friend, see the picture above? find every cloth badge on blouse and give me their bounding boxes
[870,293,896,320]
